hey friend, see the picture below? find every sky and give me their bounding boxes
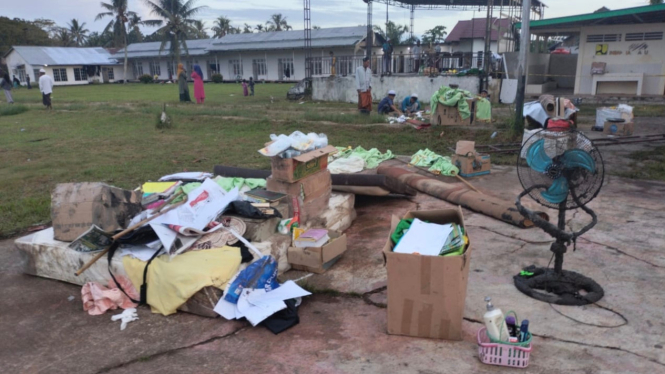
[4,0,653,39]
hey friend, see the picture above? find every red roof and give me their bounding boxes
[445,18,511,43]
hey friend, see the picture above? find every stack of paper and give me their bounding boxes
[294,229,329,248]
[393,219,466,257]
[214,281,311,326]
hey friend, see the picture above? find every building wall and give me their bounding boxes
[548,54,577,89]
[575,23,665,95]
[312,75,481,103]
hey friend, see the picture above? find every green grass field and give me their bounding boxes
[0,82,514,237]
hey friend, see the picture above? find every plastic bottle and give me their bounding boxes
[258,134,291,156]
[519,320,529,342]
[505,315,517,337]
[483,297,510,342]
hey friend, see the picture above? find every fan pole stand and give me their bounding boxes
[515,192,605,306]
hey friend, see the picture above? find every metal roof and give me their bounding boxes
[124,38,213,58]
[371,0,544,11]
[6,46,119,66]
[517,4,665,31]
[445,18,511,43]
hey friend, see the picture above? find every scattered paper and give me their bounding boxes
[158,172,213,181]
[118,243,164,262]
[394,219,454,256]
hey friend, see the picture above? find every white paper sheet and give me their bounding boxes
[159,172,213,181]
[393,218,454,256]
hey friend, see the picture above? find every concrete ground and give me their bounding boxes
[2,163,665,374]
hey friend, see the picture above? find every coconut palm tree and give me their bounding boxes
[68,19,90,46]
[255,24,265,33]
[55,29,75,47]
[141,0,207,65]
[373,21,410,45]
[242,23,253,33]
[96,0,138,83]
[266,13,290,32]
[212,15,234,38]
[192,20,209,39]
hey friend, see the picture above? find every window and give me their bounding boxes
[107,68,114,80]
[312,59,322,75]
[33,69,40,81]
[149,61,161,76]
[625,32,663,41]
[252,59,267,76]
[278,58,294,80]
[586,34,621,43]
[229,60,243,78]
[53,68,68,82]
[74,68,88,81]
[18,68,26,83]
[133,61,143,76]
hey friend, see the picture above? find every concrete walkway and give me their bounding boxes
[2,165,664,374]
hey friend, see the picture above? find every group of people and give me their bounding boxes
[1,68,54,109]
[355,57,422,116]
[176,63,255,104]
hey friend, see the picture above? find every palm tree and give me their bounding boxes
[193,20,209,39]
[242,23,253,33]
[55,29,74,47]
[68,19,89,46]
[266,13,290,32]
[373,21,410,45]
[649,0,663,4]
[96,0,137,84]
[212,15,233,38]
[421,25,447,45]
[255,24,265,33]
[141,0,207,65]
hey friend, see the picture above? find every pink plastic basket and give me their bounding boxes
[477,327,532,368]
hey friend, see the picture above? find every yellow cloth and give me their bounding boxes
[176,63,184,77]
[122,246,241,316]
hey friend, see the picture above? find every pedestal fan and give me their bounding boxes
[514,128,605,306]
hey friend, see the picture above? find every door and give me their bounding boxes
[101,68,109,83]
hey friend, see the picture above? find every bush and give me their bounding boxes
[211,73,223,83]
[0,105,29,116]
[138,74,153,84]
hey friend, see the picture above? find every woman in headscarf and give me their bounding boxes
[1,71,14,104]
[177,63,191,102]
[191,64,205,104]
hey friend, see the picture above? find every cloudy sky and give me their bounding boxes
[5,0,652,38]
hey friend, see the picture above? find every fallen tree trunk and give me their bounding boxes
[376,166,549,228]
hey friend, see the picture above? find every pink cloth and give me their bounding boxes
[242,82,248,96]
[191,71,205,104]
[81,277,139,315]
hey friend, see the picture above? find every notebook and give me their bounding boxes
[296,229,328,242]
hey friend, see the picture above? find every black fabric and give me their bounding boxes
[231,241,254,263]
[115,225,158,245]
[42,93,51,107]
[222,200,282,219]
[261,299,300,334]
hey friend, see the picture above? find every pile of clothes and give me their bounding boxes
[430,86,492,121]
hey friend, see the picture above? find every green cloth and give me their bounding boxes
[172,177,266,203]
[330,146,395,170]
[410,149,459,176]
[476,97,492,121]
[430,86,475,120]
[391,219,414,244]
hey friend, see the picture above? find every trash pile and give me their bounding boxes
[430,86,492,126]
[523,94,579,129]
[593,104,634,136]
[258,131,329,158]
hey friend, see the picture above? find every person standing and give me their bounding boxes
[242,79,248,97]
[191,64,205,104]
[38,69,53,109]
[382,38,393,75]
[355,57,372,113]
[12,75,21,87]
[329,51,337,76]
[413,40,422,73]
[26,74,32,89]
[177,63,191,102]
[249,77,255,96]
[1,72,14,104]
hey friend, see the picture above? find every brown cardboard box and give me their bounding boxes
[452,153,491,177]
[383,208,471,340]
[299,189,332,227]
[603,121,634,136]
[455,140,476,156]
[51,183,142,242]
[270,146,337,183]
[266,170,332,203]
[288,231,347,274]
[430,99,475,126]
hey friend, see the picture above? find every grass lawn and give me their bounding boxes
[0,83,513,237]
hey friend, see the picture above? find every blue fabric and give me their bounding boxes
[401,96,421,112]
[378,96,394,114]
[382,42,392,53]
[192,64,204,78]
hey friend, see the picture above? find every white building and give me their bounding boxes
[444,18,513,55]
[121,26,383,81]
[3,46,124,86]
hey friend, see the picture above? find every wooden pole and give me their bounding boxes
[455,174,483,195]
[74,199,187,276]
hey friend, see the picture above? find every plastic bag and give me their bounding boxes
[224,255,279,304]
[259,135,291,156]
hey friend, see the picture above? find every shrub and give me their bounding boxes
[211,73,223,83]
[138,74,154,84]
[0,105,29,116]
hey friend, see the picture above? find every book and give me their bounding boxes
[245,189,287,203]
[294,234,330,248]
[296,229,328,242]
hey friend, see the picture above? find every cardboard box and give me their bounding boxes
[271,145,337,183]
[430,99,475,126]
[455,140,476,156]
[266,170,332,203]
[288,231,347,274]
[603,121,634,136]
[452,153,491,177]
[298,189,332,227]
[383,208,471,340]
[51,183,142,242]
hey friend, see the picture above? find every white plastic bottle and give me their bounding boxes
[483,297,510,342]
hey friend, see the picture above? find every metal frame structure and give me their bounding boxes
[304,0,312,84]
[369,0,544,14]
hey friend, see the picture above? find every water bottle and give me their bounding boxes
[259,134,291,156]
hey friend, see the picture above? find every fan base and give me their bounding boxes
[514,266,604,306]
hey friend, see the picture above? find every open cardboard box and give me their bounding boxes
[271,145,337,183]
[382,207,471,340]
[288,231,347,274]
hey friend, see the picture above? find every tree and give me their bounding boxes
[266,13,291,32]
[31,18,61,38]
[421,25,447,45]
[142,0,207,65]
[192,20,209,39]
[255,24,265,32]
[212,16,234,38]
[55,29,74,47]
[373,21,410,45]
[242,23,253,33]
[96,0,138,84]
[0,17,53,58]
[127,14,145,44]
[313,25,321,30]
[68,19,89,46]
[86,31,115,47]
